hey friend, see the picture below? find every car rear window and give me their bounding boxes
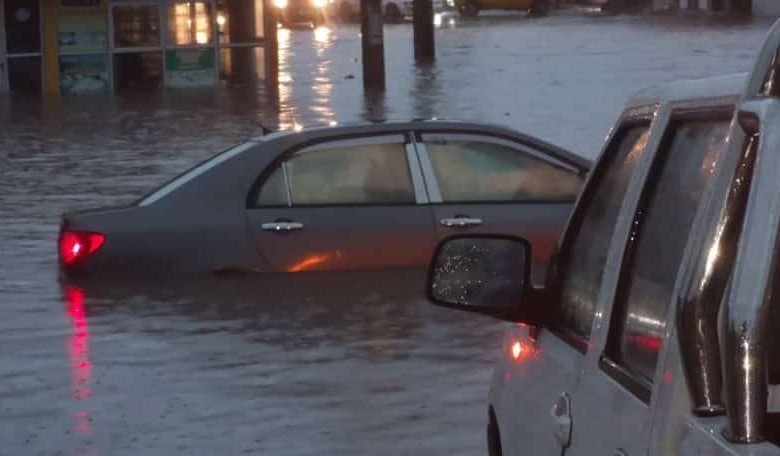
[138,142,254,207]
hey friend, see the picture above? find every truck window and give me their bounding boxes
[604,119,730,391]
[556,124,650,345]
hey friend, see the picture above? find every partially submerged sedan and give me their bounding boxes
[58,121,588,280]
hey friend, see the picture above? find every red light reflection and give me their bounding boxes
[64,286,94,436]
[66,286,92,400]
[628,335,663,353]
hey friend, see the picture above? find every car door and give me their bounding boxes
[415,132,585,287]
[491,118,653,456]
[561,108,733,456]
[245,134,438,272]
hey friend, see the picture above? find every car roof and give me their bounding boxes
[250,119,591,170]
[625,73,748,109]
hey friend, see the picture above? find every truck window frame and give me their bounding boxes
[549,113,653,354]
[600,106,735,403]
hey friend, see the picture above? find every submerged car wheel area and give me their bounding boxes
[426,18,780,456]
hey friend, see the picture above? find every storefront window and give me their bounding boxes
[167,1,213,45]
[58,14,108,53]
[113,51,163,89]
[219,46,265,82]
[60,54,109,94]
[216,0,264,44]
[8,57,42,94]
[113,5,161,48]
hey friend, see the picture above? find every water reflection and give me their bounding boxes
[64,286,94,438]
[312,26,336,125]
[276,25,336,130]
[277,27,296,130]
[65,286,92,401]
[313,25,332,45]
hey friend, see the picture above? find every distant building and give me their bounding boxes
[1,0,275,95]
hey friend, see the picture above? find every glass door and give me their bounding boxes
[2,0,43,94]
[109,2,164,90]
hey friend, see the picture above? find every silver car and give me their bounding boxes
[58,121,588,281]
[427,19,780,456]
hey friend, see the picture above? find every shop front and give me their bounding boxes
[0,0,273,95]
[1,0,44,94]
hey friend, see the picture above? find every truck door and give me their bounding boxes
[494,118,652,456]
[562,108,732,456]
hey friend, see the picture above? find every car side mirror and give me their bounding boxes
[427,235,543,324]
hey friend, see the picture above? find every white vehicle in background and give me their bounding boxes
[331,0,447,22]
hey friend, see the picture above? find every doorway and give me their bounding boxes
[1,0,43,94]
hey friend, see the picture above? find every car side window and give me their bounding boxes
[425,139,583,202]
[556,125,651,344]
[254,141,416,206]
[604,119,730,390]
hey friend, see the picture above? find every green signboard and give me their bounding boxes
[165,48,216,87]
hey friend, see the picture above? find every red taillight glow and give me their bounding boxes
[511,341,523,360]
[59,231,105,265]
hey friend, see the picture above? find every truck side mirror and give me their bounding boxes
[427,235,543,324]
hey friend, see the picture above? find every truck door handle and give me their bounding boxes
[440,216,483,227]
[261,221,304,231]
[551,392,572,449]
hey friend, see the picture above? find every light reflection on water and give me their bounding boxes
[65,286,95,438]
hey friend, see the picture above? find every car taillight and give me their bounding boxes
[59,231,106,266]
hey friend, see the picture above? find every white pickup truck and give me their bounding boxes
[426,18,780,456]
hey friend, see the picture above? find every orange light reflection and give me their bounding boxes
[508,338,539,364]
[287,251,343,272]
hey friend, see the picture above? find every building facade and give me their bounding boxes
[1,0,274,95]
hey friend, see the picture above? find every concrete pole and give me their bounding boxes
[360,0,386,90]
[264,0,279,98]
[413,0,435,62]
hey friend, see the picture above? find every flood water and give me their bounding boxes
[0,12,775,455]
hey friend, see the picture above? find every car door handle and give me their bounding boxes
[440,217,483,227]
[261,221,304,231]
